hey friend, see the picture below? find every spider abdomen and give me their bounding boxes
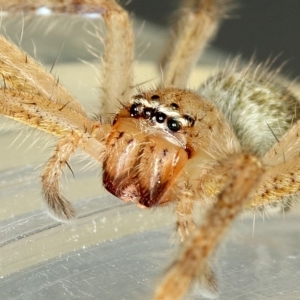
[199,68,300,156]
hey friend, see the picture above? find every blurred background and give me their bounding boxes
[2,0,300,79]
[128,0,300,77]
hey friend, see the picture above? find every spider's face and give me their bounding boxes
[102,88,197,207]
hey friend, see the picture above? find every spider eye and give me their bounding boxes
[183,114,195,127]
[143,107,154,119]
[170,102,179,110]
[167,118,181,132]
[133,94,144,100]
[151,94,160,100]
[155,111,166,123]
[130,103,141,117]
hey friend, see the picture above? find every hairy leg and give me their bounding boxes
[0,0,134,117]
[246,119,300,209]
[41,134,80,220]
[0,35,86,115]
[161,0,231,88]
[175,182,196,241]
[154,154,264,300]
[0,23,111,219]
[175,180,219,298]
[247,160,300,210]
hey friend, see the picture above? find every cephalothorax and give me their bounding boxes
[104,87,238,209]
[0,1,300,299]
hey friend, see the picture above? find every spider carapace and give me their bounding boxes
[103,89,201,208]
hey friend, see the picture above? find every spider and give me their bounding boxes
[0,0,300,299]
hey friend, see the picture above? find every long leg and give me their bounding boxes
[0,85,109,219]
[0,35,86,115]
[0,0,132,218]
[0,0,134,117]
[245,120,300,209]
[161,0,231,88]
[0,35,109,219]
[192,116,300,211]
[263,119,300,165]
[0,80,109,158]
[154,154,264,300]
[175,181,219,298]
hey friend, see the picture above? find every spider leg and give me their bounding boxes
[98,1,134,117]
[154,154,264,300]
[0,35,86,115]
[242,119,300,209]
[0,28,111,220]
[263,119,300,166]
[175,180,219,298]
[0,0,134,117]
[0,85,108,220]
[175,182,196,241]
[246,160,300,210]
[161,0,231,88]
[41,134,79,220]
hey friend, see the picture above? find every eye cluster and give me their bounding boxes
[129,94,195,132]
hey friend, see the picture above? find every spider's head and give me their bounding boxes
[102,88,207,207]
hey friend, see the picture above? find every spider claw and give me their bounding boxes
[176,219,197,242]
[195,264,219,299]
[44,190,76,222]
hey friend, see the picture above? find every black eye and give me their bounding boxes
[155,112,166,123]
[143,107,154,119]
[151,94,160,100]
[170,102,179,110]
[183,114,195,127]
[133,94,143,100]
[167,118,181,132]
[130,103,141,117]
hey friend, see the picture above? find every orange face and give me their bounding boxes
[102,91,195,207]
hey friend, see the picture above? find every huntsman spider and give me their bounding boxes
[0,1,300,299]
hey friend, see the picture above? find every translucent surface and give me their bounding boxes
[1,215,300,300]
[1,12,300,300]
